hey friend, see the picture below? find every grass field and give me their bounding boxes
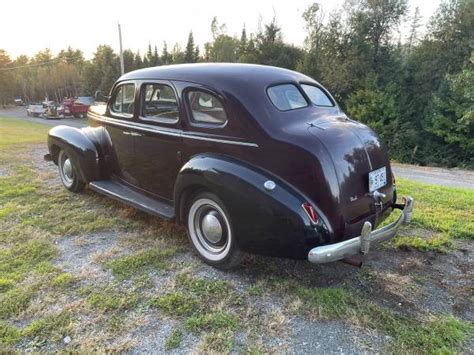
[0,116,472,352]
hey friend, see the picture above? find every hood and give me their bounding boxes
[307,115,394,229]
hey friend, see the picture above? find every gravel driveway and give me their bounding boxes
[392,163,474,190]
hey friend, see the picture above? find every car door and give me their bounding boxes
[106,81,140,186]
[132,80,183,201]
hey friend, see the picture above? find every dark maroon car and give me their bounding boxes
[45,64,413,269]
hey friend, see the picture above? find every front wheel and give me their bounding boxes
[186,192,242,269]
[58,150,85,192]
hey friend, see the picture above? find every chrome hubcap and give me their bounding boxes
[188,198,232,261]
[63,158,73,181]
[59,152,74,187]
[201,212,223,243]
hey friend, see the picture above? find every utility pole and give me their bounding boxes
[118,23,125,75]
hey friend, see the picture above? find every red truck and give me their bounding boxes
[59,97,95,118]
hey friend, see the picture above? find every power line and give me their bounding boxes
[0,56,82,72]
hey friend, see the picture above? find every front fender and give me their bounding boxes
[174,154,330,259]
[47,125,101,182]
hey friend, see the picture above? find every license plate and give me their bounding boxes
[368,167,387,192]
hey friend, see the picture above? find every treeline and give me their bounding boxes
[0,0,472,167]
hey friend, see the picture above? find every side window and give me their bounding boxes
[187,90,227,125]
[111,84,135,115]
[141,83,179,123]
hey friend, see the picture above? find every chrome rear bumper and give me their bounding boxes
[308,196,413,264]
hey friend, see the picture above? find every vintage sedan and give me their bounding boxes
[45,64,413,269]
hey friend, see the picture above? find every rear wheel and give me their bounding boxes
[186,192,242,269]
[58,150,85,192]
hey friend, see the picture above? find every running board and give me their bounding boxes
[89,180,175,220]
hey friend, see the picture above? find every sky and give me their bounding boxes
[2,0,441,60]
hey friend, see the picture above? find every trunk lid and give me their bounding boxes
[308,116,394,230]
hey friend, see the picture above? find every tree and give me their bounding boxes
[161,41,172,65]
[184,31,199,63]
[172,44,185,64]
[0,50,13,106]
[346,75,401,150]
[211,17,227,40]
[406,7,422,53]
[153,45,160,66]
[428,66,474,165]
[82,45,119,96]
[146,43,154,66]
[237,25,248,58]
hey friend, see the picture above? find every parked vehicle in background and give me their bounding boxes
[59,96,95,118]
[44,105,60,120]
[14,98,24,106]
[26,104,46,117]
[42,100,55,108]
[45,64,413,269]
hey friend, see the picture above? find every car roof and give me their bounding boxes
[118,63,316,90]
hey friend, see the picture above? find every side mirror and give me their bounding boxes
[94,90,109,103]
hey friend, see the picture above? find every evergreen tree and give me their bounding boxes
[184,31,199,63]
[161,41,172,64]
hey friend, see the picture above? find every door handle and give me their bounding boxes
[130,132,143,137]
[122,131,131,135]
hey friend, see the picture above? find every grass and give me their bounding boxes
[0,287,35,319]
[151,292,199,316]
[165,328,183,350]
[0,116,472,352]
[397,178,474,241]
[82,286,140,312]
[270,279,471,353]
[185,311,239,333]
[23,311,73,343]
[106,248,178,280]
[0,322,22,345]
[0,117,48,149]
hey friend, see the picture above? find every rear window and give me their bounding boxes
[301,84,334,107]
[267,84,308,111]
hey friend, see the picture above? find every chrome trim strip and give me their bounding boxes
[308,196,413,264]
[89,113,258,147]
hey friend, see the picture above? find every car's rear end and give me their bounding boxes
[262,79,413,264]
[304,115,413,263]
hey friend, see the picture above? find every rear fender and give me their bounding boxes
[47,125,106,182]
[174,154,331,258]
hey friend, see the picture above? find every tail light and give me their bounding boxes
[302,202,318,224]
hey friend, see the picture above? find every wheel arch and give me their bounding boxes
[174,153,331,259]
[47,125,102,183]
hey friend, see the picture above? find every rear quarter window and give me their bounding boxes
[267,84,308,111]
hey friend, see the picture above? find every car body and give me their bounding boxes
[59,96,95,118]
[45,63,413,268]
[26,104,45,117]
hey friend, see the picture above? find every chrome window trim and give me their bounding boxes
[89,113,258,147]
